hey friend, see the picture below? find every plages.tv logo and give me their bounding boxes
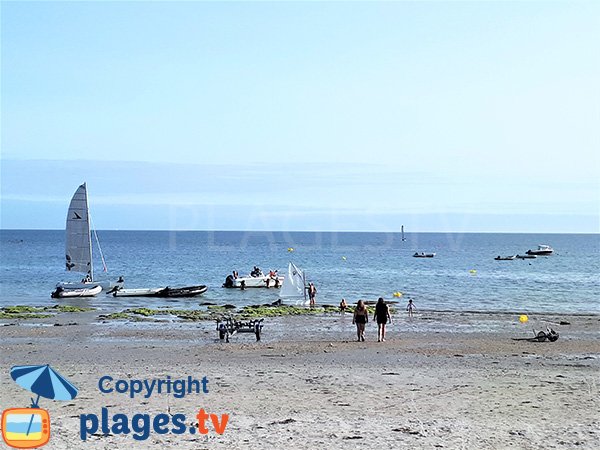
[1,364,78,449]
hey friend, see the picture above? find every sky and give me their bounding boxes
[1,1,598,232]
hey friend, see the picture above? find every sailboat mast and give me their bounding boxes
[83,183,94,280]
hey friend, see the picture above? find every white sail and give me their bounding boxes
[280,262,306,299]
[65,183,93,278]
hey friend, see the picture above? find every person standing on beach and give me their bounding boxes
[340,298,347,313]
[374,297,391,342]
[308,282,317,306]
[406,299,416,318]
[353,300,368,341]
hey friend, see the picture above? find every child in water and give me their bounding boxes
[406,299,416,318]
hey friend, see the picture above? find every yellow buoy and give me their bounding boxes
[469,269,477,274]
[287,247,294,252]
[393,291,403,297]
[519,314,529,323]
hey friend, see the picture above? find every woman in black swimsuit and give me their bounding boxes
[374,297,391,342]
[353,300,368,341]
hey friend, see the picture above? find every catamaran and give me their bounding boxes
[52,183,123,298]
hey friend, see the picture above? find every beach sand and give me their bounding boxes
[1,310,599,449]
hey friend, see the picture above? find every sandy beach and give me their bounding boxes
[1,310,599,449]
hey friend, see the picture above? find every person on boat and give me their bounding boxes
[233,271,238,279]
[308,282,317,306]
[340,298,348,313]
[374,297,391,342]
[353,300,368,341]
[406,299,416,318]
[82,272,92,283]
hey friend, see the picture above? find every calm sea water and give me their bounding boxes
[0,230,598,314]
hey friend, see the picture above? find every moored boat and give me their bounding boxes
[110,285,208,298]
[157,285,208,298]
[494,255,516,261]
[526,245,554,256]
[223,267,283,289]
[516,254,537,259]
[111,287,166,297]
[51,285,102,298]
[413,252,436,258]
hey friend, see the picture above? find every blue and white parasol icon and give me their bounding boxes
[10,364,78,435]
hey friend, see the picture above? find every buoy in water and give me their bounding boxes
[469,269,477,274]
[287,247,294,252]
[341,256,347,261]
[393,291,403,297]
[519,314,529,323]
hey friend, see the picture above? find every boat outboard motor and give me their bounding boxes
[223,275,234,288]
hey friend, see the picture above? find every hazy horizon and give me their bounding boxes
[2,2,598,233]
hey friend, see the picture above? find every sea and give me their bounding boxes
[0,230,598,315]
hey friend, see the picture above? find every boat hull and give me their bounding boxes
[51,285,102,298]
[57,279,124,291]
[156,285,208,298]
[112,288,165,297]
[413,253,436,258]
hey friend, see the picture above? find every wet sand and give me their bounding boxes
[1,311,599,449]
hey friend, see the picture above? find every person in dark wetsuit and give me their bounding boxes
[374,297,391,342]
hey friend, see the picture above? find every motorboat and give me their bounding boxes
[413,252,436,258]
[526,245,554,256]
[494,255,516,261]
[223,267,283,289]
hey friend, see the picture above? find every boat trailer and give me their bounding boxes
[216,317,264,343]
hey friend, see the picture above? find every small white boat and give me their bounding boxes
[111,285,208,298]
[223,268,283,289]
[516,254,537,260]
[111,288,165,297]
[51,285,102,298]
[413,252,436,258]
[526,245,554,256]
[494,255,516,261]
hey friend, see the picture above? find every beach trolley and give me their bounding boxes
[217,316,264,343]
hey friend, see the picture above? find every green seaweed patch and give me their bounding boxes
[126,308,170,317]
[47,305,94,313]
[2,305,45,314]
[239,305,327,318]
[124,308,214,322]
[100,312,131,320]
[172,310,213,321]
[0,312,53,319]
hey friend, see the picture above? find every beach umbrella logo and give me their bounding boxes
[1,364,78,449]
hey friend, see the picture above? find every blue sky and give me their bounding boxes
[1,1,598,232]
